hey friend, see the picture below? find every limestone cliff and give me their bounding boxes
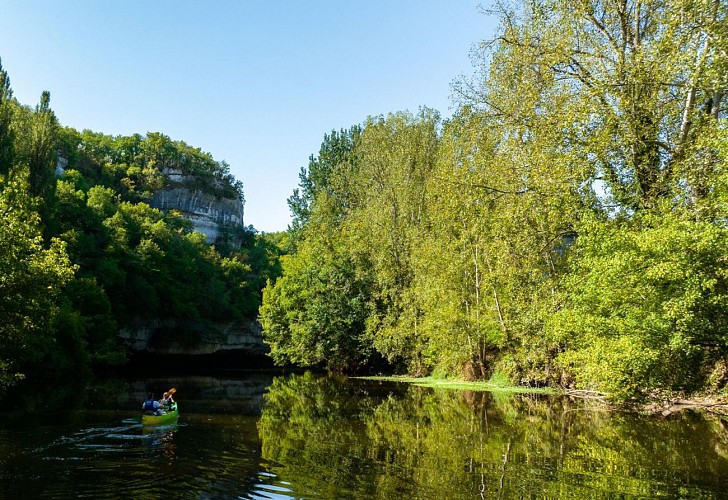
[119,319,268,357]
[149,168,245,247]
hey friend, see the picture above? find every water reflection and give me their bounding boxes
[0,372,726,498]
[141,423,178,461]
[0,374,271,499]
[258,372,728,498]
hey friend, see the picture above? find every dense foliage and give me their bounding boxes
[260,0,728,402]
[0,58,281,393]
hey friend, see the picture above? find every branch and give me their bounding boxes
[677,36,711,149]
[585,12,620,54]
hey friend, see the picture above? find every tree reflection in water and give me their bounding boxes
[258,372,728,498]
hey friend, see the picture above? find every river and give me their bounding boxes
[0,371,726,498]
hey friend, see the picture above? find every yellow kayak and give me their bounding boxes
[141,402,178,426]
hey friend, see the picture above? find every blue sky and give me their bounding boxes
[0,1,496,232]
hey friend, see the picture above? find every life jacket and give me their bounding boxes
[143,399,157,411]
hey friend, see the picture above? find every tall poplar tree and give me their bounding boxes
[0,58,14,177]
[287,126,361,237]
[348,110,440,374]
[27,91,59,201]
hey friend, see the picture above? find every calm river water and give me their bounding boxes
[1,371,727,498]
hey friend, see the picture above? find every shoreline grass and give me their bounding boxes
[354,376,728,415]
[354,375,556,394]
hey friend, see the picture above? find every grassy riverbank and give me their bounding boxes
[357,375,728,417]
[355,375,556,394]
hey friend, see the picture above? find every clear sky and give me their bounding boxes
[0,1,496,232]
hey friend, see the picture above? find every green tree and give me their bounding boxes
[260,241,373,371]
[457,0,727,210]
[419,98,590,383]
[551,209,728,402]
[287,126,361,237]
[0,177,75,391]
[0,58,14,177]
[27,91,59,200]
[347,110,440,374]
[443,0,728,397]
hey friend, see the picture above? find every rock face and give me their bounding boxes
[55,154,68,177]
[150,169,245,247]
[119,319,269,357]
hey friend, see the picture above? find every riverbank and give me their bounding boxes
[644,395,728,417]
[355,375,555,394]
[357,376,728,416]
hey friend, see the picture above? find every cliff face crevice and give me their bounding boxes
[150,169,245,246]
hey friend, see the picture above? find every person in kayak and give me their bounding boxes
[159,391,175,410]
[142,393,166,415]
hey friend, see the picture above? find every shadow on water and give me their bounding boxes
[1,371,727,498]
